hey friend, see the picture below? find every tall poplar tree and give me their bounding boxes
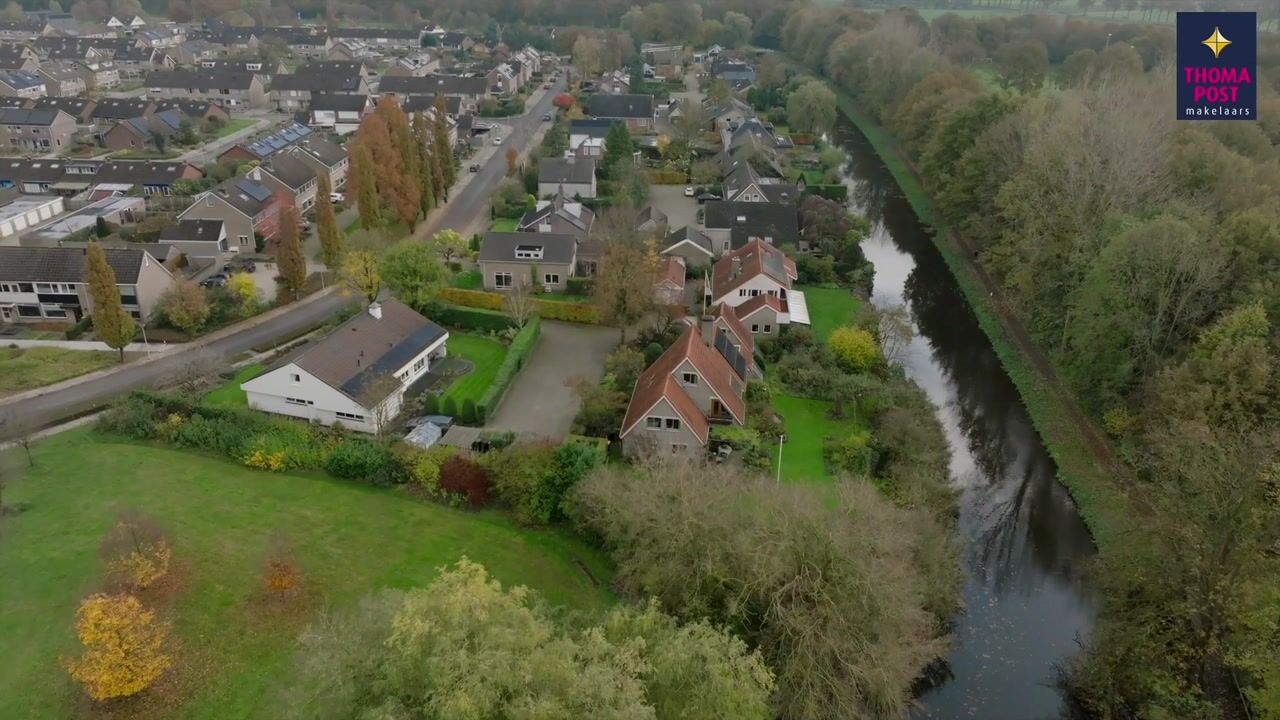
[85,240,135,361]
[315,174,343,269]
[412,111,436,217]
[276,205,306,299]
[376,96,421,229]
[432,96,455,193]
[351,141,380,230]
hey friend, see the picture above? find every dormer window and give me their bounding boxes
[514,245,543,260]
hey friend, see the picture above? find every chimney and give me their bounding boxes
[730,255,741,278]
[368,301,382,320]
[700,314,717,346]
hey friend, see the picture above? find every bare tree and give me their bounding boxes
[0,415,35,469]
[356,373,402,439]
[168,349,221,399]
[877,304,915,367]
[503,278,535,328]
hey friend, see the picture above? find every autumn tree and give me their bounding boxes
[340,249,382,305]
[786,80,837,135]
[381,239,448,311]
[315,174,343,269]
[261,534,302,601]
[86,241,135,362]
[64,594,172,701]
[412,111,436,217]
[156,280,210,335]
[430,229,467,266]
[374,96,421,228]
[350,141,380,230]
[591,216,659,343]
[505,147,518,176]
[99,509,172,591]
[829,326,880,372]
[275,205,306,299]
[226,272,259,317]
[432,97,455,193]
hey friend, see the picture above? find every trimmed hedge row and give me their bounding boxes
[440,287,602,325]
[435,304,517,332]
[802,183,849,201]
[647,169,687,184]
[439,287,504,311]
[475,316,540,421]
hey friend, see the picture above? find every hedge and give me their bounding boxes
[566,277,593,296]
[441,287,602,325]
[439,287,505,311]
[803,183,849,201]
[647,169,687,184]
[434,304,517,333]
[476,315,541,421]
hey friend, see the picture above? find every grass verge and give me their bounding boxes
[208,118,256,139]
[489,217,519,232]
[0,347,118,393]
[201,364,265,408]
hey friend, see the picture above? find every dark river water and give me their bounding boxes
[833,116,1099,720]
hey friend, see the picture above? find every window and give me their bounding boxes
[645,417,662,429]
[543,273,559,285]
[412,357,426,372]
[763,324,772,333]
[494,272,512,288]
[681,372,697,386]
[335,411,365,421]
[285,397,314,406]
[665,418,681,431]
[671,443,687,454]
[289,373,300,383]
[40,305,66,318]
[16,304,40,317]
[238,234,249,246]
[515,245,543,259]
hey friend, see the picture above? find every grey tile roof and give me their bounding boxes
[331,27,421,40]
[479,231,577,265]
[703,200,799,246]
[309,93,369,112]
[379,74,486,96]
[296,136,346,166]
[93,160,198,186]
[90,98,154,120]
[158,218,223,243]
[270,72,362,93]
[0,69,43,90]
[0,108,64,126]
[294,60,362,76]
[587,93,654,120]
[0,245,151,283]
[538,157,594,185]
[260,151,317,190]
[666,225,714,254]
[568,118,619,138]
[145,68,257,90]
[203,177,276,217]
[401,94,459,115]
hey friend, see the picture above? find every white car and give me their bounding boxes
[492,135,503,145]
[329,192,344,203]
[684,186,694,197]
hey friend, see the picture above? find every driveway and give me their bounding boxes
[485,320,618,441]
[649,184,700,234]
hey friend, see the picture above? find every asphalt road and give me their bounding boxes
[0,75,566,433]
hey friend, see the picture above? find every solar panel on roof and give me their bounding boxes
[714,330,748,379]
[237,180,271,201]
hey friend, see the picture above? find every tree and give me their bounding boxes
[552,93,575,111]
[156,280,210,335]
[592,231,658,343]
[175,120,199,146]
[380,240,447,311]
[757,54,786,90]
[994,39,1049,94]
[94,215,110,238]
[786,80,837,135]
[85,241,135,362]
[340,249,382,305]
[504,146,518,176]
[412,111,436,217]
[63,593,172,701]
[350,141,381,230]
[603,121,635,179]
[503,277,534,327]
[431,96,455,193]
[828,326,880,372]
[314,174,343,269]
[722,11,753,48]
[430,229,467,266]
[0,2,26,22]
[99,509,171,591]
[706,78,732,106]
[226,273,259,318]
[275,205,307,299]
[877,304,914,367]
[672,102,707,145]
[261,534,302,601]
[572,33,602,79]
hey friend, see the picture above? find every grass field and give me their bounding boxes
[0,430,613,720]
[796,285,861,341]
[773,394,866,483]
[451,269,482,289]
[208,118,255,139]
[202,364,265,408]
[439,334,507,406]
[489,217,519,232]
[0,347,118,393]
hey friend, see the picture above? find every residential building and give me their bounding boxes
[383,52,440,77]
[0,108,76,152]
[218,121,314,164]
[157,218,226,260]
[171,39,219,65]
[378,74,487,113]
[0,43,37,72]
[90,160,203,196]
[247,149,319,210]
[619,322,747,460]
[568,118,618,157]
[721,160,798,204]
[707,238,809,333]
[724,117,793,151]
[478,231,577,292]
[23,195,144,243]
[0,193,63,242]
[662,225,715,268]
[113,46,175,78]
[436,32,473,53]
[400,94,460,117]
[88,97,153,123]
[654,255,686,306]
[537,156,595,199]
[329,27,423,50]
[151,98,230,127]
[293,136,349,190]
[635,204,668,237]
[144,68,266,111]
[587,93,654,131]
[102,15,145,29]
[72,58,120,89]
[35,62,87,96]
[241,299,449,434]
[101,109,185,152]
[0,20,49,42]
[134,27,185,49]
[517,189,595,241]
[304,93,367,135]
[178,176,284,253]
[0,69,45,98]
[268,71,367,112]
[197,58,284,85]
[31,96,95,125]
[0,245,172,323]
[701,200,800,255]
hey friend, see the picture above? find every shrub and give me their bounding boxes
[485,441,604,525]
[566,277,593,296]
[407,445,455,496]
[65,315,93,340]
[438,455,492,506]
[1102,406,1133,438]
[441,395,459,419]
[434,304,518,332]
[802,183,849,201]
[532,298,600,323]
[99,510,171,591]
[439,287,506,311]
[647,169,687,184]
[643,342,664,365]
[461,397,478,424]
[63,593,172,701]
[824,431,876,476]
[828,326,880,372]
[325,440,390,480]
[422,393,440,414]
[477,316,540,414]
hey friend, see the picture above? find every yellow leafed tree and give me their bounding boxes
[64,594,172,701]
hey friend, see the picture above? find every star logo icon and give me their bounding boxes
[1202,27,1231,59]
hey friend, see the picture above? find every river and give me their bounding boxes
[832,116,1099,719]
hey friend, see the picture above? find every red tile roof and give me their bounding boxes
[620,325,745,444]
[710,238,794,303]
[712,304,754,359]
[735,293,787,320]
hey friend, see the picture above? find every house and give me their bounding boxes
[400,94,461,118]
[537,157,595,199]
[701,200,800,255]
[587,93,654,130]
[635,205,668,237]
[707,238,808,334]
[177,177,284,253]
[568,118,617,158]
[91,160,203,196]
[517,189,594,241]
[246,149,319,210]
[662,225,715,268]
[306,93,368,135]
[437,32,473,53]
[72,58,120,88]
[102,109,185,152]
[157,218,226,260]
[293,136,348,190]
[35,62,87,96]
[0,245,172,324]
[383,52,439,77]
[724,117,793,151]
[218,122,314,164]
[144,68,266,111]
[619,323,747,460]
[258,27,330,58]
[241,299,449,434]
[113,46,174,78]
[268,71,367,112]
[640,42,684,79]
[23,194,144,243]
[710,58,756,89]
[205,27,258,54]
[31,96,95,125]
[0,20,49,42]
[171,39,219,65]
[654,255,686,306]
[329,27,423,50]
[479,231,577,292]
[0,69,45,98]
[88,97,154,124]
[378,74,487,113]
[0,193,64,242]
[198,58,283,85]
[721,160,798,204]
[133,27,185,49]
[0,43,37,72]
[0,109,76,152]
[151,99,230,127]
[102,15,145,29]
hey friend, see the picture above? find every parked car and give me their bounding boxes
[684,185,694,197]
[492,135,503,145]
[222,259,256,274]
[200,273,228,288]
[542,112,551,121]
[469,163,480,172]
[543,82,551,89]
[329,192,344,203]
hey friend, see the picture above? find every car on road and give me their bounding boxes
[329,192,344,203]
[543,83,551,89]
[492,135,503,145]
[542,112,551,121]
[200,273,228,288]
[469,163,480,172]
[684,185,694,197]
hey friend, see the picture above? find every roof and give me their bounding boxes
[538,157,594,185]
[588,93,653,120]
[257,151,317,190]
[379,74,486,96]
[619,325,745,445]
[401,94,460,115]
[90,98,154,120]
[636,204,667,228]
[0,70,43,90]
[262,299,447,405]
[703,200,799,247]
[735,292,787,319]
[158,218,224,243]
[192,177,277,217]
[712,304,754,360]
[152,98,225,118]
[479,231,577,265]
[0,108,65,126]
[331,27,420,40]
[238,122,314,160]
[31,96,92,117]
[145,68,257,90]
[308,93,368,112]
[0,244,156,284]
[518,191,594,234]
[296,136,346,166]
[94,160,198,186]
[294,60,362,76]
[270,72,362,92]
[664,226,714,256]
[711,238,797,302]
[658,255,685,289]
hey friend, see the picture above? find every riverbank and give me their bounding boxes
[830,91,1133,552]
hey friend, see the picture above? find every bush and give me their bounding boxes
[824,431,876,476]
[404,445,455,496]
[438,455,492,506]
[325,440,390,480]
[434,304,517,333]
[565,277,593,296]
[485,441,603,525]
[422,393,440,414]
[461,397,478,424]
[441,395,458,419]
[477,316,540,414]
[647,169,687,184]
[65,315,93,340]
[532,298,600,324]
[643,342,664,365]
[828,326,879,372]
[439,287,506,311]
[803,183,849,201]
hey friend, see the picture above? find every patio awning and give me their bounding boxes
[787,290,811,326]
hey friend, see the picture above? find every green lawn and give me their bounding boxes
[489,217,519,232]
[0,430,613,720]
[451,269,482,289]
[0,347,118,393]
[208,118,255,139]
[202,364,264,408]
[536,292,590,304]
[797,285,861,341]
[773,394,866,483]
[440,334,508,406]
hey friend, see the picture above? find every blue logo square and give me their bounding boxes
[1176,12,1257,120]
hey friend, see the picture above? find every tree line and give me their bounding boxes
[780,4,1280,718]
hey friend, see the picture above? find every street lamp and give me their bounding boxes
[776,433,784,484]
[1105,32,1114,48]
